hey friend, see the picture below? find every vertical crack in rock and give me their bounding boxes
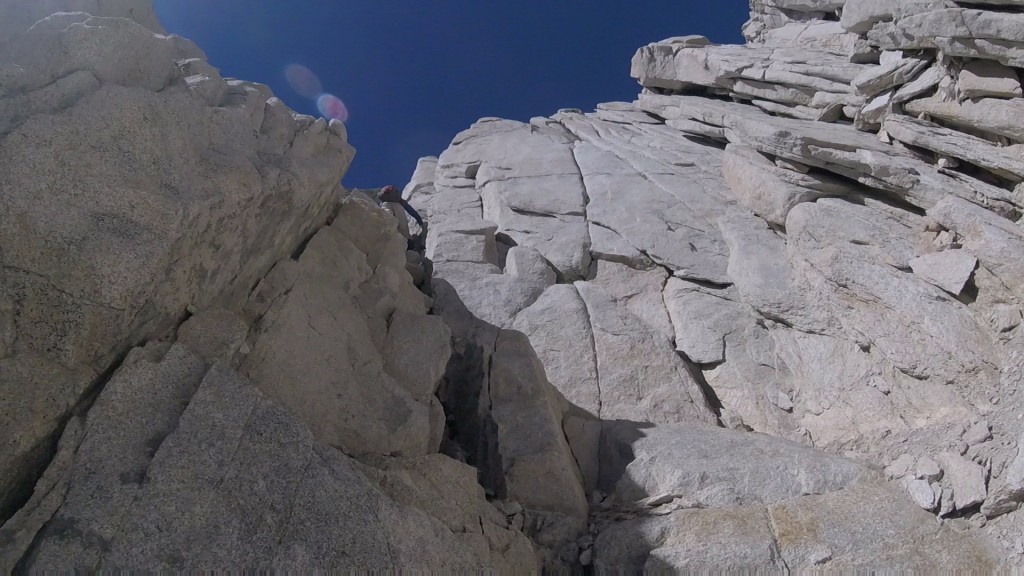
[567,140,597,282]
[682,356,725,424]
[481,329,506,501]
[0,342,134,527]
[575,286,604,421]
[764,506,791,574]
[6,416,86,574]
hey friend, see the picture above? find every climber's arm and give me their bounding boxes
[400,200,425,229]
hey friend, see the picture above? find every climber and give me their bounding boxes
[379,184,427,250]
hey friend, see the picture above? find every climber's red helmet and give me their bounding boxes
[380,185,401,203]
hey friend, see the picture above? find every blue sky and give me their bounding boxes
[153,1,748,188]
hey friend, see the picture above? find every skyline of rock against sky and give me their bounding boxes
[153,0,748,188]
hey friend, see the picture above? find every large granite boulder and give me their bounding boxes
[0,9,354,522]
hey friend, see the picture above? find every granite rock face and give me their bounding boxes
[407,0,1024,569]
[5,0,1024,572]
[0,6,356,523]
[0,2,536,572]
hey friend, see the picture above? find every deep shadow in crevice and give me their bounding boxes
[677,351,724,422]
[956,269,981,306]
[596,420,654,495]
[494,233,518,271]
[432,279,508,500]
[836,187,928,217]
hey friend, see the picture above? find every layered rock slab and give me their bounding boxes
[593,424,995,573]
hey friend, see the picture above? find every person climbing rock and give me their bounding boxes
[379,184,427,251]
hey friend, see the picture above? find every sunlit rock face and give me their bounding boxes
[411,0,1024,570]
[3,0,1024,572]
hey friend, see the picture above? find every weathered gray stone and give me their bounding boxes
[588,260,673,343]
[0,12,353,505]
[0,355,94,521]
[719,210,831,333]
[983,435,1024,517]
[243,216,433,457]
[905,96,1024,143]
[917,457,944,483]
[383,311,452,403]
[358,454,540,571]
[175,309,248,366]
[575,283,715,425]
[963,420,993,446]
[608,506,786,574]
[769,483,994,571]
[852,51,931,97]
[2,356,537,572]
[909,250,978,295]
[959,59,1023,99]
[887,454,918,479]
[588,223,654,269]
[663,279,751,365]
[488,330,589,519]
[721,143,850,226]
[883,114,1024,182]
[937,452,988,510]
[504,246,556,286]
[438,118,591,279]
[929,196,1024,301]
[427,219,499,265]
[511,284,600,416]
[840,0,954,34]
[0,0,165,45]
[602,423,870,505]
[903,477,940,510]
[640,92,1018,214]
[573,140,731,283]
[788,199,999,384]
[869,8,1024,68]
[432,261,546,330]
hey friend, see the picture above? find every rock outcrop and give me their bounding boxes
[0,3,536,572]
[4,0,1024,571]
[407,0,1024,568]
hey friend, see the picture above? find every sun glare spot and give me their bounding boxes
[285,64,323,99]
[317,94,349,123]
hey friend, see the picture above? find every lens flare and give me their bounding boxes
[317,93,349,122]
[285,64,323,99]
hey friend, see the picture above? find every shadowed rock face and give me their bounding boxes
[0,3,537,572]
[0,6,354,524]
[3,0,1024,572]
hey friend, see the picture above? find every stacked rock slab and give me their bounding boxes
[410,0,1024,569]
[0,3,538,571]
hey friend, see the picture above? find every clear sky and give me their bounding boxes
[153,1,749,188]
